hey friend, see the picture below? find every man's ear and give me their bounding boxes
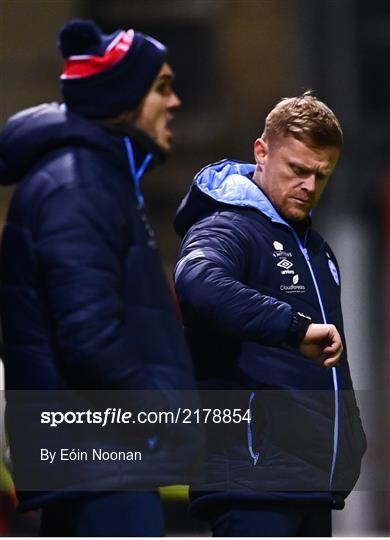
[254,138,268,166]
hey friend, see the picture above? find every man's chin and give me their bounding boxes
[285,208,310,222]
[156,134,173,153]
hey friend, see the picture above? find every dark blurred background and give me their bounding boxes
[0,0,389,536]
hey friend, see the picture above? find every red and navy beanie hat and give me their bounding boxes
[58,19,167,118]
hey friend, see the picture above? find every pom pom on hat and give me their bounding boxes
[58,19,167,118]
[58,19,102,57]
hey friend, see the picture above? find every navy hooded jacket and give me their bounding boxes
[174,160,366,515]
[0,103,201,510]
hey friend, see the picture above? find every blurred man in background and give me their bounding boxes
[0,19,199,536]
[174,93,366,536]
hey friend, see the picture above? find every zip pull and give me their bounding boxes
[247,391,260,466]
[124,136,153,208]
[289,228,309,261]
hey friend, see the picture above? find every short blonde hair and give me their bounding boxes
[263,91,343,148]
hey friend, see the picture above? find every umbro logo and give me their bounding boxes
[277,259,293,270]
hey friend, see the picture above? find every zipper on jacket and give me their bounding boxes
[124,136,153,208]
[288,228,340,491]
[247,391,260,465]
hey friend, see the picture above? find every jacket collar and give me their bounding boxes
[93,120,166,169]
[195,159,312,238]
[195,159,290,227]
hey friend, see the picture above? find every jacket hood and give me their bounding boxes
[174,159,289,237]
[0,103,163,186]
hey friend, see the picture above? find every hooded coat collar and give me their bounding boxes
[175,159,311,238]
[0,102,162,186]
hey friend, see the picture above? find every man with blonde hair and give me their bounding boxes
[174,92,366,536]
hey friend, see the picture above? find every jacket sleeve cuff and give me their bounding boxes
[285,312,312,347]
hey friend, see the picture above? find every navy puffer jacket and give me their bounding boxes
[0,103,201,510]
[174,160,366,516]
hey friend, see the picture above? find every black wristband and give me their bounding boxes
[286,311,312,347]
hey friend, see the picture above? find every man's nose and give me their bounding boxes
[303,174,316,193]
[168,91,181,110]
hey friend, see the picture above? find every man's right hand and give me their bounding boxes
[299,323,343,368]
